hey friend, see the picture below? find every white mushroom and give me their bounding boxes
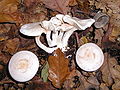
[20,22,57,53]
[20,22,44,36]
[76,43,104,71]
[35,36,57,53]
[20,14,95,53]
[8,51,39,82]
[63,15,95,30]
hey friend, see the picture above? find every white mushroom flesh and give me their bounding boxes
[20,14,95,53]
[8,51,39,82]
[76,43,104,71]
[20,22,46,36]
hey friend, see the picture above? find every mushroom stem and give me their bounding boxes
[46,31,53,47]
[62,27,77,50]
[35,35,57,53]
[57,31,64,49]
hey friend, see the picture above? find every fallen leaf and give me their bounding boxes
[110,65,120,80]
[0,52,11,64]
[48,48,70,88]
[41,61,49,82]
[112,80,120,90]
[100,53,114,86]
[0,0,19,12]
[80,36,88,45]
[94,29,104,46]
[87,75,100,86]
[69,0,77,6]
[109,26,120,42]
[76,0,90,14]
[28,77,56,90]
[63,70,85,89]
[0,13,14,22]
[3,38,20,55]
[41,0,70,14]
[100,83,109,90]
[76,70,99,90]
[23,0,36,8]
[0,0,21,23]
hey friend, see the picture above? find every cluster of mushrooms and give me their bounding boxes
[8,13,109,82]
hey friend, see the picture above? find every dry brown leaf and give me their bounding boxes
[100,53,114,86]
[69,0,77,6]
[48,48,70,88]
[0,0,21,23]
[0,0,19,12]
[109,26,120,42]
[41,0,70,14]
[87,75,100,86]
[110,65,120,80]
[0,13,14,22]
[76,0,90,13]
[0,52,11,64]
[100,83,109,90]
[94,29,104,46]
[3,38,20,55]
[112,80,120,90]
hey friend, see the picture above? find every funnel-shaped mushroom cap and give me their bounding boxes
[76,43,104,71]
[8,51,39,82]
[20,22,46,36]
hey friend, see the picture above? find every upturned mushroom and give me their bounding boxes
[93,11,109,28]
[76,43,104,71]
[8,51,39,82]
[20,14,95,53]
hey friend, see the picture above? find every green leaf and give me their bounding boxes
[41,61,49,82]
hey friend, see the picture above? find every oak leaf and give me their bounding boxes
[48,48,70,88]
[41,0,70,14]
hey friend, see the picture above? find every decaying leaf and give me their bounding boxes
[0,0,19,12]
[79,36,88,45]
[100,53,120,87]
[0,52,11,64]
[69,0,77,6]
[41,0,70,14]
[76,0,90,13]
[0,13,14,22]
[109,26,120,42]
[0,0,22,23]
[110,65,120,80]
[87,75,100,86]
[41,61,49,82]
[94,29,104,46]
[48,48,70,88]
[100,53,114,86]
[100,83,109,90]
[112,80,120,90]
[3,38,20,55]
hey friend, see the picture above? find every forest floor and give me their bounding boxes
[0,0,120,90]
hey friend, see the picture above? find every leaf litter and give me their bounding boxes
[0,0,120,89]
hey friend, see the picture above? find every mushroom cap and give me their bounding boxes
[8,51,39,82]
[20,22,46,36]
[63,15,95,30]
[76,43,104,71]
[93,12,109,28]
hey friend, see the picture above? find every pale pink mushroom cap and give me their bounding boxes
[76,43,104,71]
[8,51,39,82]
